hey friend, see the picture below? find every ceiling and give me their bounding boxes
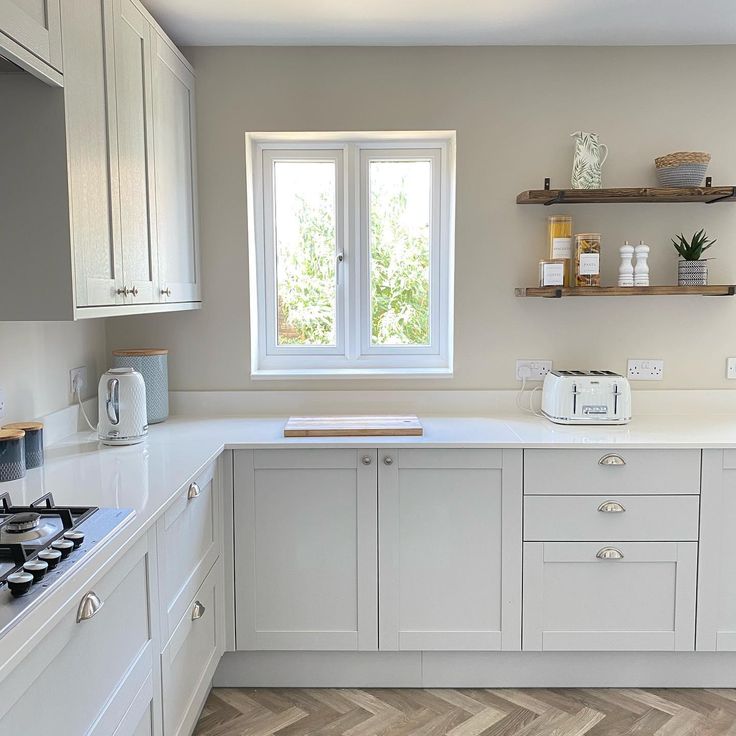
[142,0,736,46]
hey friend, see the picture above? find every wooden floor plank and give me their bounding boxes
[195,688,736,736]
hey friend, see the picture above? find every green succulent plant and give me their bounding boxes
[671,229,716,261]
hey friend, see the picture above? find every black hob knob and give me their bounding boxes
[38,548,62,569]
[63,531,85,548]
[7,571,34,597]
[23,559,49,582]
[51,539,74,558]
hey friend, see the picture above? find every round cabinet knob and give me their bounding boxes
[116,286,128,296]
[129,286,139,297]
[161,287,172,297]
[76,591,104,622]
[383,456,394,466]
[361,456,372,466]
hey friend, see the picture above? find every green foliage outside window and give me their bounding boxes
[277,178,430,346]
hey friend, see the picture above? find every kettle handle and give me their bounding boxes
[106,378,120,426]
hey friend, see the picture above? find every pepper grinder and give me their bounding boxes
[634,240,650,286]
[618,241,634,287]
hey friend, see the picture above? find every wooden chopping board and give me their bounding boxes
[284,415,424,437]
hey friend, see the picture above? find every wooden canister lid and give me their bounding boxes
[113,348,168,356]
[3,421,43,431]
[0,429,25,440]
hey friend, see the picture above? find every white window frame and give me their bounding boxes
[246,131,455,378]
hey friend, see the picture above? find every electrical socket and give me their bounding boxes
[0,388,5,419]
[727,358,736,379]
[70,366,88,396]
[627,359,664,381]
[516,359,553,381]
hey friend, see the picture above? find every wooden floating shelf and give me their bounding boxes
[515,285,736,298]
[516,186,736,205]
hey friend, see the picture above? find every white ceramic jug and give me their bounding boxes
[570,131,608,189]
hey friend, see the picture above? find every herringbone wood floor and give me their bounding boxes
[194,687,736,735]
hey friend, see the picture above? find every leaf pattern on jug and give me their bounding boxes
[570,131,607,189]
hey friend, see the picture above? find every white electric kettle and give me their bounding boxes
[97,368,148,445]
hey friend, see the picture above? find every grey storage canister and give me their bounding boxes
[0,429,26,482]
[112,349,169,424]
[2,422,43,468]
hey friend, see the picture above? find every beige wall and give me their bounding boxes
[0,322,105,422]
[106,45,736,391]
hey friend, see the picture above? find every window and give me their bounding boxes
[246,132,455,377]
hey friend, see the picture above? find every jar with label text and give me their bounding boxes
[574,233,601,286]
[547,215,572,285]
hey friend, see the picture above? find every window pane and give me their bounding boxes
[369,160,431,346]
[274,160,337,346]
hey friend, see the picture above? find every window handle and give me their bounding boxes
[336,251,345,285]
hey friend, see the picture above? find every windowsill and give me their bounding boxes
[250,367,454,380]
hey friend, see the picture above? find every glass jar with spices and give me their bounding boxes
[547,215,573,286]
[574,233,601,286]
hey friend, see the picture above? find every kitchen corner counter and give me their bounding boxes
[7,413,736,509]
[2,412,736,654]
[6,413,736,531]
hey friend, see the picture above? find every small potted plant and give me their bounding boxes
[672,229,716,286]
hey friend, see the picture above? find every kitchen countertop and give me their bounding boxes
[2,412,736,653]
[8,413,736,527]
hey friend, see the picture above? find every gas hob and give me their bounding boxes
[0,492,134,639]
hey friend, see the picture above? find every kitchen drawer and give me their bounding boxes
[523,541,697,651]
[524,449,701,495]
[158,461,219,639]
[0,535,154,733]
[162,560,223,736]
[524,495,699,541]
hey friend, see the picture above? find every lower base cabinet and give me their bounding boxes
[523,541,698,651]
[379,449,522,651]
[234,449,378,651]
[697,449,736,650]
[0,533,160,735]
[161,560,224,736]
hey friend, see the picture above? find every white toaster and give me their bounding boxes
[541,370,631,425]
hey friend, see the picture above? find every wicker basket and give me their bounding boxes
[655,151,711,169]
[654,151,710,187]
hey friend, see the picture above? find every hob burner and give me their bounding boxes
[4,512,41,534]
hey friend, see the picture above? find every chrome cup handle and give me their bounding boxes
[598,500,626,513]
[596,546,624,560]
[76,591,104,622]
[599,453,625,466]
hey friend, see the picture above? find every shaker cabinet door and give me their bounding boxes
[523,541,697,652]
[152,30,201,304]
[0,0,62,71]
[107,0,159,305]
[234,449,378,651]
[378,449,522,651]
[697,450,736,650]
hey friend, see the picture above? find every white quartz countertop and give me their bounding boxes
[1,412,736,649]
[5,413,736,531]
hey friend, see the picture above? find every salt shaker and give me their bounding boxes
[618,241,634,287]
[634,241,650,286]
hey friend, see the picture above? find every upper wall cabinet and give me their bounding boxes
[0,0,201,320]
[152,30,201,304]
[0,0,62,85]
